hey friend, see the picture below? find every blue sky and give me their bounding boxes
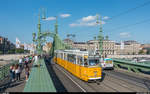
[0,0,150,44]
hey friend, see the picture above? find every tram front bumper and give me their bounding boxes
[89,77,101,80]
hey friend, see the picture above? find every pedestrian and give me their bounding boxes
[31,55,34,63]
[19,57,23,69]
[25,56,29,65]
[9,65,14,82]
[25,65,30,82]
[29,56,32,63]
[24,56,27,66]
[12,64,16,82]
[15,64,21,81]
[34,55,38,64]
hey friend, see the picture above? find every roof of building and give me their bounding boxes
[63,38,73,42]
[74,42,86,44]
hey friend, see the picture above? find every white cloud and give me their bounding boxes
[119,32,131,38]
[81,15,97,22]
[45,17,56,21]
[103,16,109,20]
[60,14,71,18]
[69,21,105,27]
[69,23,78,27]
[69,14,107,27]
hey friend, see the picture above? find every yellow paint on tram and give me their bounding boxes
[53,50,102,82]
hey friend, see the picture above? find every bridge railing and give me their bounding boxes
[0,60,18,81]
[24,58,56,92]
[113,58,150,74]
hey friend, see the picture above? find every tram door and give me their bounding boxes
[76,56,82,78]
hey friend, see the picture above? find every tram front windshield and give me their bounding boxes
[89,59,99,66]
[105,60,113,63]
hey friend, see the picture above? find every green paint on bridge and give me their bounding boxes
[23,59,56,92]
[113,58,150,73]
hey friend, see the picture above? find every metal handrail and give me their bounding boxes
[113,59,150,68]
[0,60,18,81]
[113,58,150,73]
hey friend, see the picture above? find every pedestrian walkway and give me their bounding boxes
[4,63,33,92]
[23,59,56,92]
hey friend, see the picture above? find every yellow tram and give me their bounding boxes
[53,49,102,82]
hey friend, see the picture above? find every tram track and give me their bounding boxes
[53,63,87,92]
[49,58,149,92]
[104,70,150,92]
[52,62,132,92]
[108,77,135,91]
[85,74,132,92]
[103,73,138,92]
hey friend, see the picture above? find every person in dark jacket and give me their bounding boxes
[9,65,13,82]
[12,64,16,82]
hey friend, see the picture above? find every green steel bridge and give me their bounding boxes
[0,9,150,92]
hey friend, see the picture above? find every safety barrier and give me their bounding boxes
[0,60,18,81]
[113,58,150,73]
[24,58,56,92]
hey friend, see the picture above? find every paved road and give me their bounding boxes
[46,58,150,92]
[104,70,150,91]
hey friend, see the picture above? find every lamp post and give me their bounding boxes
[96,14,104,58]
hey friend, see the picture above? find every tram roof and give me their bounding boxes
[55,49,88,55]
[104,58,113,60]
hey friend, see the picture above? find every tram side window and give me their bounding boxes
[64,53,67,60]
[60,53,63,59]
[80,57,84,66]
[84,58,88,66]
[68,54,76,64]
[77,57,80,65]
[57,53,61,58]
[54,53,57,57]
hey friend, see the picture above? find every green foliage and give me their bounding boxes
[146,48,150,54]
[138,50,144,55]
[15,48,24,53]
[8,49,15,54]
[0,51,3,54]
[24,50,30,53]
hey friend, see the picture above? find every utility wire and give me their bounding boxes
[106,18,150,32]
[108,0,150,21]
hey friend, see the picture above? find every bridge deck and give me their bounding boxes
[23,59,56,92]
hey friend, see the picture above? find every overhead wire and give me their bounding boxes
[107,0,150,21]
[103,0,150,32]
[106,18,150,32]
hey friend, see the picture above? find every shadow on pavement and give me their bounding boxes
[45,57,67,92]
[101,71,106,82]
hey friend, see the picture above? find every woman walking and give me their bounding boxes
[15,64,21,81]
[9,65,14,82]
[25,65,30,81]
[12,64,16,82]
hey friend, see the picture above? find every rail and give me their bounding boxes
[23,58,56,92]
[0,60,18,81]
[113,58,150,73]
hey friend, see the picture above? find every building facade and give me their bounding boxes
[115,40,141,55]
[43,42,52,53]
[0,36,15,54]
[63,38,141,55]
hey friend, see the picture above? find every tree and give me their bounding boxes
[146,48,150,54]
[138,50,144,55]
[132,52,135,55]
[15,48,24,53]
[0,51,3,54]
[8,49,15,54]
